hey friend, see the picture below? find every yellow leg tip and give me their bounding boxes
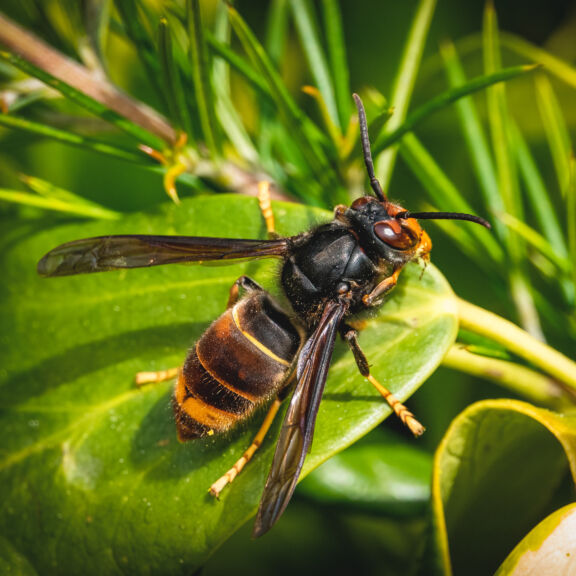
[209,476,230,499]
[135,368,179,386]
[135,371,158,386]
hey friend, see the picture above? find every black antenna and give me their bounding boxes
[353,93,386,202]
[397,210,491,229]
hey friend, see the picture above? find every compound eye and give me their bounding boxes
[374,220,419,250]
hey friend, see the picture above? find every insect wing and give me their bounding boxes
[253,300,347,537]
[37,235,289,277]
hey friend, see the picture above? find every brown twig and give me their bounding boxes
[0,11,177,145]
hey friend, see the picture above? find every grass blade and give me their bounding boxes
[187,0,220,157]
[0,113,149,163]
[20,174,120,215]
[158,17,193,137]
[206,32,270,97]
[258,0,290,167]
[0,37,174,148]
[228,4,338,205]
[82,0,112,73]
[376,0,437,194]
[484,2,542,338]
[568,155,576,304]
[372,64,535,155]
[0,188,120,219]
[400,134,505,269]
[500,31,576,89]
[483,4,519,227]
[497,212,571,275]
[114,0,165,103]
[534,74,573,196]
[439,40,504,237]
[511,120,568,259]
[321,0,351,130]
[211,4,258,163]
[291,0,339,130]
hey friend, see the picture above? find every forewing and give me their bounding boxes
[37,235,289,277]
[253,300,348,538]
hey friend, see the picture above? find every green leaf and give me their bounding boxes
[0,194,458,574]
[495,503,576,575]
[429,399,576,576]
[299,430,433,517]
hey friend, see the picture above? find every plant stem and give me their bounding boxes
[457,298,576,392]
[0,11,176,145]
[443,344,570,407]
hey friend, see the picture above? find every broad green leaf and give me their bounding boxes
[429,399,576,576]
[0,195,458,574]
[495,503,576,575]
[299,430,433,517]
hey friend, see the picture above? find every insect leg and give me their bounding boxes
[343,327,425,436]
[209,396,283,498]
[135,367,180,386]
[362,267,402,306]
[227,275,264,308]
[257,181,278,238]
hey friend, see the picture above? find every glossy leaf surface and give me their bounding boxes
[0,195,458,574]
[430,399,576,576]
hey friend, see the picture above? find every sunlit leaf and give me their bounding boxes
[495,503,576,575]
[429,399,576,576]
[0,195,459,574]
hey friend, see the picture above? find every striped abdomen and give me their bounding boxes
[173,291,302,440]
